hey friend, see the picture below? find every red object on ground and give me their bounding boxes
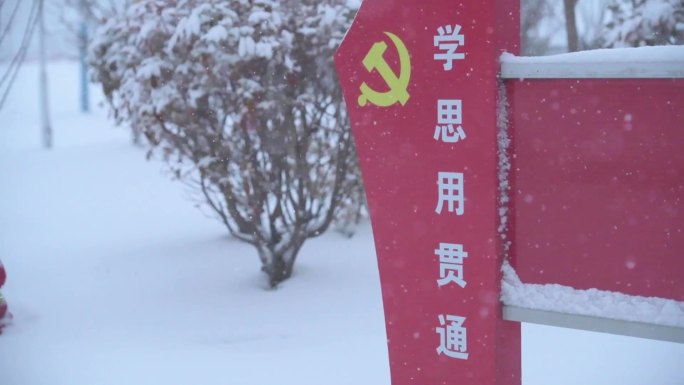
[335,1,520,384]
[0,259,5,287]
[508,79,684,301]
[0,259,9,333]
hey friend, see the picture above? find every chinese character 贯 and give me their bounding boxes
[434,24,465,71]
[436,242,468,288]
[435,172,464,215]
[435,99,466,143]
[436,314,469,360]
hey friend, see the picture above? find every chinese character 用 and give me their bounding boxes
[435,172,464,215]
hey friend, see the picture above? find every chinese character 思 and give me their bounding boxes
[435,172,464,215]
[434,24,465,71]
[436,242,468,288]
[435,99,466,143]
[436,314,469,360]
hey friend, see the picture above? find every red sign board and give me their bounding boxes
[335,1,520,384]
[509,78,684,301]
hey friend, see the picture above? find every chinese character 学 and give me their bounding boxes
[435,172,464,215]
[434,24,465,71]
[436,314,469,360]
[436,243,468,288]
[435,99,466,143]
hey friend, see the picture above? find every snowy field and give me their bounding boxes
[0,61,683,385]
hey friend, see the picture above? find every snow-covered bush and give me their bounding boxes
[90,0,361,287]
[602,0,684,47]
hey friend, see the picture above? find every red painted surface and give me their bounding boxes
[509,79,684,301]
[335,1,519,384]
[496,0,521,56]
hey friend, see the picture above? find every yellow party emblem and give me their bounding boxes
[358,32,411,108]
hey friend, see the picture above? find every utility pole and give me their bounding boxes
[39,0,53,149]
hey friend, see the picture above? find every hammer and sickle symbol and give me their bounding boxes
[358,32,412,108]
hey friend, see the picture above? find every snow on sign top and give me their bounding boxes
[501,261,684,330]
[500,46,684,79]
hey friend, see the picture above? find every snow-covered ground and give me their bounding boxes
[0,61,682,385]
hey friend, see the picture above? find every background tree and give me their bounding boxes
[90,0,361,288]
[59,1,132,66]
[576,0,610,49]
[602,0,684,47]
[520,0,596,54]
[0,0,39,110]
[55,0,132,132]
[521,0,561,55]
[564,0,580,51]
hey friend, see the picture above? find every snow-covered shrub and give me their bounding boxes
[602,0,684,47]
[90,0,361,287]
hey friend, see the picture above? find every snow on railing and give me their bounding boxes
[501,261,684,343]
[500,46,684,79]
[501,261,684,329]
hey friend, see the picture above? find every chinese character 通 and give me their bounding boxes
[434,24,465,71]
[436,314,469,359]
[435,99,466,143]
[435,172,464,215]
[436,242,468,288]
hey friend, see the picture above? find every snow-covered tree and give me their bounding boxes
[602,0,684,47]
[90,0,361,287]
